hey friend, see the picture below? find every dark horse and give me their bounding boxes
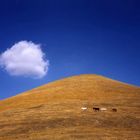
[112,108,117,112]
[93,107,100,111]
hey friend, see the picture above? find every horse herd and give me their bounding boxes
[93,107,117,112]
[81,107,117,112]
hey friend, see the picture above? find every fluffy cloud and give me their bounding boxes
[0,41,49,79]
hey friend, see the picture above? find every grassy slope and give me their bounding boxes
[0,74,140,140]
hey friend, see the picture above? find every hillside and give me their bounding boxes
[0,74,140,140]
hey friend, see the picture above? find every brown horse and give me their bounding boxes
[112,108,117,112]
[93,107,100,111]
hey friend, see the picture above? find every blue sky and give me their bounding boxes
[0,0,140,99]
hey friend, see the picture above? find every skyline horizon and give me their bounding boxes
[1,73,140,100]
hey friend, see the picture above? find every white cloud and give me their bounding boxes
[0,41,49,79]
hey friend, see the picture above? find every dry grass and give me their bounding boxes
[0,74,140,140]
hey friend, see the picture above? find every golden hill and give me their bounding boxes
[0,74,140,140]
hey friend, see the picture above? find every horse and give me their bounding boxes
[112,108,117,112]
[81,107,87,111]
[100,107,107,111]
[93,107,100,111]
